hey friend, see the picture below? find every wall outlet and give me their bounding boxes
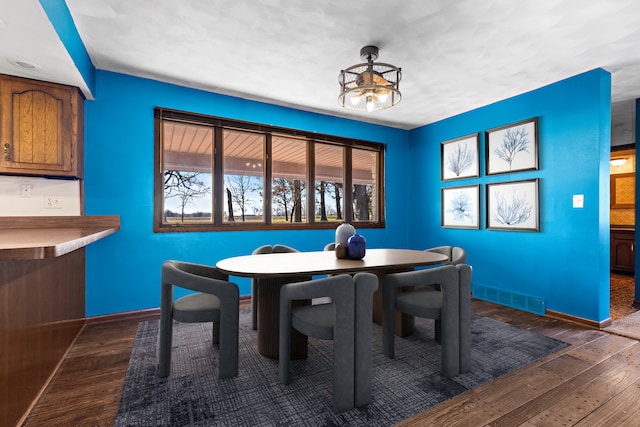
[44,196,62,209]
[20,183,32,198]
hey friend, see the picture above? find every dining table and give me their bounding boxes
[216,248,448,359]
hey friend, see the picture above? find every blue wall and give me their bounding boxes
[83,69,612,322]
[409,69,612,323]
[84,71,411,316]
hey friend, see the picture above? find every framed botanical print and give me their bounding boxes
[441,133,480,181]
[486,118,538,175]
[441,184,480,229]
[486,179,539,231]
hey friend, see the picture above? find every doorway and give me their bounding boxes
[610,144,637,320]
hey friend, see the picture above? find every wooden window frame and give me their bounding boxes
[154,107,385,232]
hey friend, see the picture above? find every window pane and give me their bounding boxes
[162,121,213,223]
[155,108,385,232]
[315,143,344,222]
[272,136,307,223]
[352,147,378,222]
[223,129,265,223]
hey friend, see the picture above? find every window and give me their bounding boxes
[315,143,344,222]
[162,121,213,224]
[352,147,378,222]
[223,129,265,223]
[154,108,385,232]
[272,136,307,223]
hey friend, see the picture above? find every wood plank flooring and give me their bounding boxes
[21,299,640,427]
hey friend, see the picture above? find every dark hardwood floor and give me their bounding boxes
[21,299,640,427]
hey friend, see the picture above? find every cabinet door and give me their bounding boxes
[611,232,635,273]
[0,77,81,177]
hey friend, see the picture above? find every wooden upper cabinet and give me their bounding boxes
[0,74,84,178]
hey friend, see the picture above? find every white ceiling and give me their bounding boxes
[2,0,640,130]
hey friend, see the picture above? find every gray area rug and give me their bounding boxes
[115,308,567,426]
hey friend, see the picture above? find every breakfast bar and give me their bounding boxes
[0,216,120,425]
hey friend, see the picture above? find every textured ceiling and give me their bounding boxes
[2,0,640,130]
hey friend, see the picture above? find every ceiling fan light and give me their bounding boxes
[365,95,375,112]
[377,91,389,103]
[338,45,401,113]
[350,93,362,105]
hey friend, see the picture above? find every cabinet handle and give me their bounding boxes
[3,143,9,161]
[632,243,635,252]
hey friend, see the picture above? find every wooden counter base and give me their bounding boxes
[0,215,120,426]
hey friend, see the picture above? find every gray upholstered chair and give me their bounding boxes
[425,245,467,265]
[279,273,378,412]
[424,246,467,342]
[382,264,472,377]
[323,242,336,251]
[158,260,239,379]
[251,244,299,330]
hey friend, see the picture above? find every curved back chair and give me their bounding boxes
[159,260,239,379]
[323,242,336,251]
[425,245,467,265]
[279,273,378,412]
[251,244,299,330]
[423,246,467,342]
[382,264,472,377]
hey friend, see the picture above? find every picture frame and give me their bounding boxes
[441,184,480,229]
[441,133,480,181]
[486,179,539,231]
[485,118,538,175]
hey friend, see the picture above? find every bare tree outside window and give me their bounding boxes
[291,179,304,222]
[273,178,293,221]
[273,178,305,222]
[226,175,262,222]
[164,170,211,222]
[353,184,371,221]
[317,181,328,221]
[332,182,343,220]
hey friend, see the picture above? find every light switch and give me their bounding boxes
[572,194,584,208]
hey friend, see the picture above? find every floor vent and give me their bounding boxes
[472,284,546,316]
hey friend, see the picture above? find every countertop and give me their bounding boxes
[0,216,120,260]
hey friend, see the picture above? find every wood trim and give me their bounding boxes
[545,309,611,329]
[86,308,161,325]
[0,215,120,229]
